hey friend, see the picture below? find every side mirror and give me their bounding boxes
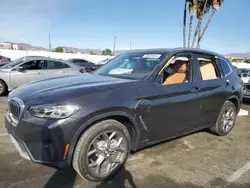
[15,66,24,72]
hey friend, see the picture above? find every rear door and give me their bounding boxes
[43,60,71,78]
[193,53,231,126]
[9,60,44,88]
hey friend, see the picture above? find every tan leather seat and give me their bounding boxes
[163,60,188,85]
[199,62,218,80]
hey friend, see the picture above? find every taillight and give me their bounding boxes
[240,79,244,88]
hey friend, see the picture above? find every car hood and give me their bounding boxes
[9,73,136,103]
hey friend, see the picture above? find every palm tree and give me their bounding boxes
[197,0,224,48]
[191,0,210,48]
[187,0,198,48]
[183,0,188,47]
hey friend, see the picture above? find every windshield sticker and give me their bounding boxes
[142,54,162,59]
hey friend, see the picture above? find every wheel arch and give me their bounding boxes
[228,95,240,113]
[0,78,8,94]
[67,111,140,167]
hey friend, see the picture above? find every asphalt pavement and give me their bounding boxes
[1,96,250,188]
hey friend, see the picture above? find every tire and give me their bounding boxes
[210,101,237,136]
[0,80,7,96]
[73,119,131,182]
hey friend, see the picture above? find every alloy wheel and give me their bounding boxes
[221,105,235,132]
[0,84,3,93]
[86,131,126,177]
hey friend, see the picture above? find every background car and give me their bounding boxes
[0,55,11,67]
[0,56,84,95]
[240,69,250,83]
[67,58,98,72]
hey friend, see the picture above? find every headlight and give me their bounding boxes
[29,104,80,119]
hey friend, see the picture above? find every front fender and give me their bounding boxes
[0,72,10,90]
[67,110,140,167]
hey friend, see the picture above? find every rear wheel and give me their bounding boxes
[73,119,131,182]
[0,80,7,96]
[210,101,237,136]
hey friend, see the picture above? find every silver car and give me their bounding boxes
[0,56,84,96]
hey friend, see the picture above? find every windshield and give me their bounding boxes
[1,57,23,69]
[95,52,165,79]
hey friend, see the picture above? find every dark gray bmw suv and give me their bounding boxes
[5,48,243,182]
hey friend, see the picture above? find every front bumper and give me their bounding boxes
[5,112,79,169]
[10,134,31,160]
[243,89,250,98]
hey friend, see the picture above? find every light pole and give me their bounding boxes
[113,36,116,55]
[49,33,51,51]
[130,40,131,50]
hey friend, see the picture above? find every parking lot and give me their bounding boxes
[1,96,250,188]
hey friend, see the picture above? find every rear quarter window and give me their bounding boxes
[219,59,232,76]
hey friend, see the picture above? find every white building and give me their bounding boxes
[0,42,12,49]
[12,44,18,50]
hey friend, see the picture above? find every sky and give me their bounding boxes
[0,0,249,54]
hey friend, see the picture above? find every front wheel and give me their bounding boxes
[73,120,131,182]
[210,101,237,136]
[0,80,7,96]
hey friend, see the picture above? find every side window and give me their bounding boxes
[46,61,65,69]
[197,55,220,81]
[161,54,192,86]
[73,60,89,67]
[219,59,232,76]
[21,60,44,70]
[64,63,70,68]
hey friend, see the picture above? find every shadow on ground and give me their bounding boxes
[43,169,77,188]
[138,174,250,188]
[42,167,250,188]
[243,98,250,104]
[95,167,137,188]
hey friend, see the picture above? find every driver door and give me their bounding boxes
[10,60,45,89]
[135,53,204,142]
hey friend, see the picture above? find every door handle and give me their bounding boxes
[191,86,200,92]
[38,72,43,75]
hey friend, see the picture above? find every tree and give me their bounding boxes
[191,0,210,48]
[187,0,199,48]
[54,47,64,53]
[89,51,97,55]
[197,0,224,48]
[102,48,112,56]
[183,0,188,47]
